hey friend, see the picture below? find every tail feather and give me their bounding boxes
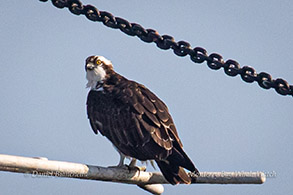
[156,146,200,185]
[156,160,193,185]
[168,146,197,172]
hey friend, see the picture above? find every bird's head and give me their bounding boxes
[85,55,114,89]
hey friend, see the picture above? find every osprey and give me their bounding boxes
[85,55,199,184]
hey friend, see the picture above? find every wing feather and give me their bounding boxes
[143,110,161,128]
[132,102,144,114]
[86,77,184,159]
[141,96,157,114]
[137,84,183,147]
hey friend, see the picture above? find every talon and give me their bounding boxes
[138,166,146,171]
[126,164,139,172]
[126,165,146,172]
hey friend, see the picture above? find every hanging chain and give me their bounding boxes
[39,0,293,98]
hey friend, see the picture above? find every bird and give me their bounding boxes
[85,55,199,185]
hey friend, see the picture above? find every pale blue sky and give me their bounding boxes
[0,1,293,194]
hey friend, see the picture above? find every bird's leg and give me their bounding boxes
[117,151,126,167]
[107,150,128,169]
[107,148,145,171]
[128,158,146,172]
[149,160,156,170]
[128,158,137,168]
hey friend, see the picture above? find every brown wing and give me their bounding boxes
[87,76,199,184]
[86,77,183,160]
[137,83,183,148]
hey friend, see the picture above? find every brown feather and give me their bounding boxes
[144,110,161,128]
[86,70,199,185]
[142,96,157,114]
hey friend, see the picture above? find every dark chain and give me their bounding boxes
[39,0,293,98]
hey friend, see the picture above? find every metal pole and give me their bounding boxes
[0,154,266,194]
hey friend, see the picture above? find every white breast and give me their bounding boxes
[86,66,106,89]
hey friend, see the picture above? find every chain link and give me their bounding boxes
[40,0,293,98]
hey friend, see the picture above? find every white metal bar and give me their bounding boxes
[0,154,266,194]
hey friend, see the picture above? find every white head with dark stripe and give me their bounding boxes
[85,55,113,89]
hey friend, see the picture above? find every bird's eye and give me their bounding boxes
[96,60,102,65]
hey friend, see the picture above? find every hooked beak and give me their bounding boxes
[86,63,95,71]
